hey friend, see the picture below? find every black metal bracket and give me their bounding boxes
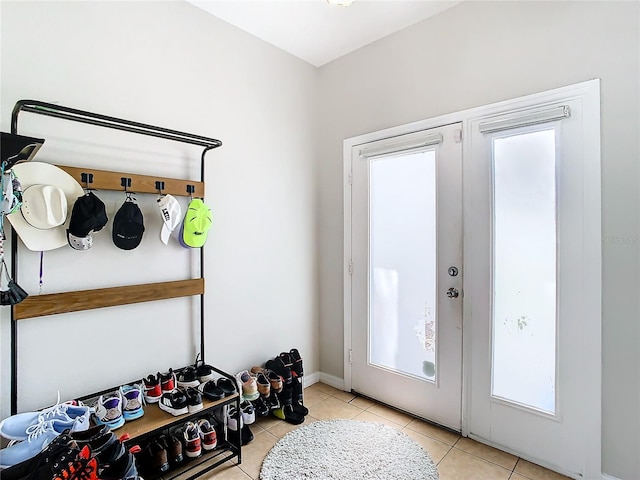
[81,172,94,184]
[186,184,195,195]
[120,177,132,189]
[155,181,165,193]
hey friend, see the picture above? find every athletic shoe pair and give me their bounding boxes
[182,419,217,458]
[158,387,203,416]
[143,369,177,403]
[93,383,144,430]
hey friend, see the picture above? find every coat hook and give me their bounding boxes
[186,185,195,196]
[121,177,132,191]
[81,173,94,191]
[155,181,165,194]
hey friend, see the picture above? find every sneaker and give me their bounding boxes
[255,372,271,397]
[0,433,89,480]
[120,384,145,421]
[193,355,215,383]
[196,419,217,451]
[266,357,292,386]
[0,421,64,469]
[226,404,242,432]
[159,434,183,465]
[183,422,202,458]
[0,400,91,441]
[137,440,168,473]
[240,401,255,425]
[251,397,270,417]
[176,367,199,389]
[236,371,259,401]
[53,450,99,480]
[99,450,141,480]
[158,391,188,416]
[289,348,304,377]
[198,380,225,401]
[94,393,125,430]
[159,369,177,394]
[265,369,284,394]
[142,374,161,404]
[184,387,203,413]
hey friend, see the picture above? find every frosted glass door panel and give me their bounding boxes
[492,129,557,413]
[369,151,437,381]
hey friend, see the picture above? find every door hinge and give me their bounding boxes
[349,349,353,363]
[454,129,463,143]
[348,260,353,274]
[348,172,353,185]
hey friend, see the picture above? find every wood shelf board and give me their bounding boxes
[57,165,204,197]
[118,394,238,440]
[14,278,204,320]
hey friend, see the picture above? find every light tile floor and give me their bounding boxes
[200,382,571,480]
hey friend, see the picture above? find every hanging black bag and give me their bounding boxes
[0,259,28,305]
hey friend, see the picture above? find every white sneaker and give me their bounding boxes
[94,392,125,430]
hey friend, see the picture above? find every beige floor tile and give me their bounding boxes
[349,396,375,409]
[438,448,512,480]
[237,429,279,479]
[365,403,413,426]
[198,461,253,480]
[514,459,572,480]
[353,410,404,429]
[331,389,357,403]
[254,415,281,430]
[404,418,461,446]
[307,382,344,396]
[402,427,452,464]
[302,387,330,407]
[308,396,363,421]
[455,437,518,470]
[268,415,319,438]
[510,474,530,480]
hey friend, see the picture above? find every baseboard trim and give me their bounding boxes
[602,474,622,480]
[318,372,345,391]
[302,372,320,389]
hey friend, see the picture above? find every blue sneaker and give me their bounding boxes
[0,401,91,441]
[120,384,145,421]
[0,421,62,468]
[94,393,125,430]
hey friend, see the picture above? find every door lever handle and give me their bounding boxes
[446,287,459,298]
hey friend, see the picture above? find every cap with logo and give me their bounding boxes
[157,194,182,245]
[67,192,109,250]
[112,199,145,250]
[179,198,212,248]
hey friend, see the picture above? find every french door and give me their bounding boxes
[349,123,463,430]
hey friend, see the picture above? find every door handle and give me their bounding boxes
[446,287,459,298]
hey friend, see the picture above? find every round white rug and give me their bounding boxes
[259,419,439,480]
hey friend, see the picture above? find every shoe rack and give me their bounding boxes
[7,100,241,478]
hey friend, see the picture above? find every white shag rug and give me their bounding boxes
[259,419,439,480]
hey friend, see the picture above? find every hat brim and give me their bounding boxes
[7,162,84,251]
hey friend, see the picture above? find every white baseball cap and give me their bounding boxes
[157,194,182,245]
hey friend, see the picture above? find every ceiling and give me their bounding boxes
[187,1,462,67]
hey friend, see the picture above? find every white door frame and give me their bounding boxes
[343,79,601,479]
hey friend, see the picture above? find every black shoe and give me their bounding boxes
[1,434,85,480]
[136,440,169,474]
[193,354,215,383]
[158,391,189,416]
[198,380,225,401]
[289,348,304,377]
[251,397,270,417]
[241,424,254,445]
[100,451,141,480]
[266,358,292,386]
[217,377,237,396]
[185,387,204,413]
[176,366,199,388]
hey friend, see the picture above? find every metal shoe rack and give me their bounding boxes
[7,100,241,479]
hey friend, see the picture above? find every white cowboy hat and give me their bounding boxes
[7,162,84,251]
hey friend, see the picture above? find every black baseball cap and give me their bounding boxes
[67,192,108,250]
[112,200,145,250]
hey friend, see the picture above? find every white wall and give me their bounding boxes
[0,1,318,416]
[316,2,639,479]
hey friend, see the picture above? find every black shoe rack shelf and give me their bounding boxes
[6,100,239,479]
[76,369,242,480]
